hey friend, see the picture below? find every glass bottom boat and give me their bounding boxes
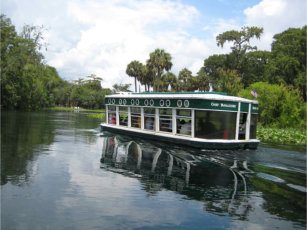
[100,92,260,150]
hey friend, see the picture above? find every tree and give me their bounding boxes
[178,68,195,91]
[162,72,178,92]
[146,49,172,92]
[216,26,263,69]
[240,51,271,87]
[126,60,144,92]
[112,83,131,93]
[214,69,243,96]
[1,15,48,109]
[268,26,306,100]
[195,67,210,92]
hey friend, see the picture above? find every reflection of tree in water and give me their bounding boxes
[1,111,99,186]
[1,112,56,185]
[100,135,255,218]
[249,164,306,226]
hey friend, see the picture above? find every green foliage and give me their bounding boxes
[1,15,63,110]
[112,83,131,93]
[238,82,305,128]
[216,26,263,69]
[126,60,144,92]
[146,49,172,92]
[69,77,110,109]
[178,68,195,91]
[213,69,243,96]
[269,26,306,99]
[257,126,306,146]
[240,50,271,87]
[86,112,106,121]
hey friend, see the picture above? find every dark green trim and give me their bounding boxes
[240,102,249,113]
[106,98,258,114]
[101,125,259,150]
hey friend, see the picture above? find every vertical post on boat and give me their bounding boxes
[235,102,241,140]
[155,108,159,132]
[128,106,131,127]
[191,109,195,138]
[106,105,109,124]
[116,106,119,126]
[141,107,144,130]
[246,103,251,140]
[172,108,176,135]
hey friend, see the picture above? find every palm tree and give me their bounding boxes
[196,67,210,92]
[146,49,172,92]
[162,72,177,92]
[178,68,194,91]
[126,60,143,92]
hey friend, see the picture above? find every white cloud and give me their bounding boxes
[44,0,204,89]
[244,0,306,50]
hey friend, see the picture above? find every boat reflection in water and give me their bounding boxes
[100,133,255,217]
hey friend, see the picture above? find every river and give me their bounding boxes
[1,111,306,230]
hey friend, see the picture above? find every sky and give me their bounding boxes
[1,0,306,90]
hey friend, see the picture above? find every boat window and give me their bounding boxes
[108,105,117,125]
[131,107,141,128]
[159,108,172,133]
[144,108,155,131]
[195,110,236,139]
[250,114,257,139]
[119,106,128,126]
[239,113,247,140]
[176,109,191,136]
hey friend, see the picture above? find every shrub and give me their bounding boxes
[238,82,306,128]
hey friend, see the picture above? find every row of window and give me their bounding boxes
[107,106,257,140]
[107,106,192,136]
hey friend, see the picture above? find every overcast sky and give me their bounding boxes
[1,0,306,90]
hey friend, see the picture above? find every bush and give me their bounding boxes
[238,82,306,128]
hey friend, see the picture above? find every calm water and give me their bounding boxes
[1,111,306,230]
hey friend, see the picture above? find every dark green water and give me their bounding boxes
[1,111,306,230]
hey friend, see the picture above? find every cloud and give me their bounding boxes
[45,0,205,89]
[244,0,306,50]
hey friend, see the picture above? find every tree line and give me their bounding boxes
[126,26,306,99]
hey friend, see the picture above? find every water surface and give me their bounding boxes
[1,111,306,230]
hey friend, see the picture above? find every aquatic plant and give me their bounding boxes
[257,126,306,146]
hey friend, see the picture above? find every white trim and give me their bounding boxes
[106,105,109,124]
[141,107,144,130]
[128,106,131,127]
[172,108,176,135]
[246,104,251,140]
[116,106,119,126]
[191,109,195,138]
[155,108,159,132]
[235,102,241,140]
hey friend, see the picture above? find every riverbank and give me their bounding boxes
[47,106,106,121]
[48,106,105,113]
